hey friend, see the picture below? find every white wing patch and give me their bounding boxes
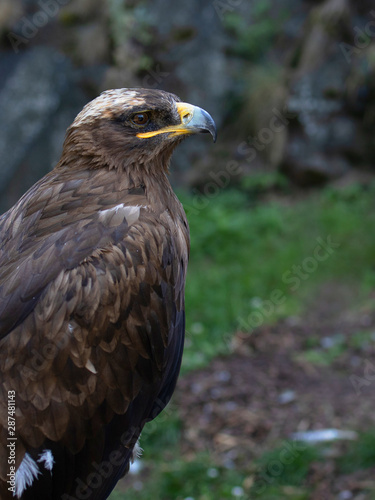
[14,454,40,498]
[99,205,145,226]
[38,449,54,472]
[85,358,97,374]
[98,203,127,216]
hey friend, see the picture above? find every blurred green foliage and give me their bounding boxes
[251,442,319,497]
[240,172,289,194]
[297,330,375,366]
[112,454,247,500]
[224,1,285,61]
[108,0,154,69]
[112,432,375,499]
[138,410,182,461]
[338,431,375,474]
[295,341,346,366]
[178,181,375,371]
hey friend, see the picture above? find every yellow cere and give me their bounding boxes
[136,102,196,139]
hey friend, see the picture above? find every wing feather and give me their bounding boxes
[0,167,189,498]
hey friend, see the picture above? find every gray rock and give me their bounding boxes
[0,46,87,213]
[282,0,375,184]
[140,0,232,125]
[127,0,234,176]
[283,55,355,184]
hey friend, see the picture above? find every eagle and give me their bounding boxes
[0,88,216,499]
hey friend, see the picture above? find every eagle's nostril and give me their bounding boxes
[182,112,193,123]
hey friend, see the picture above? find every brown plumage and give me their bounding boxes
[0,88,216,499]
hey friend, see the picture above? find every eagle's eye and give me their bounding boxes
[131,112,150,126]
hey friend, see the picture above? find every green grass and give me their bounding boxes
[295,344,345,366]
[136,409,182,461]
[111,453,248,500]
[250,441,320,499]
[349,329,375,350]
[111,432,375,499]
[179,182,375,371]
[296,330,375,366]
[338,430,375,474]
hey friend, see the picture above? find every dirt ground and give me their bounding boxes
[119,283,375,498]
[176,283,375,498]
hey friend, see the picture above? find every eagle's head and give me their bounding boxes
[61,88,217,172]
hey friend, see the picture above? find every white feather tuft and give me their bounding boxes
[38,449,54,472]
[14,453,40,498]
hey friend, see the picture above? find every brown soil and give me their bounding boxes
[176,283,375,498]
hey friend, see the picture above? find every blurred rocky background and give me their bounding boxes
[0,0,374,212]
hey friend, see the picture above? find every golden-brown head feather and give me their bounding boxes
[59,88,184,173]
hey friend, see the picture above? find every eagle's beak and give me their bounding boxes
[174,103,217,142]
[136,102,217,142]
